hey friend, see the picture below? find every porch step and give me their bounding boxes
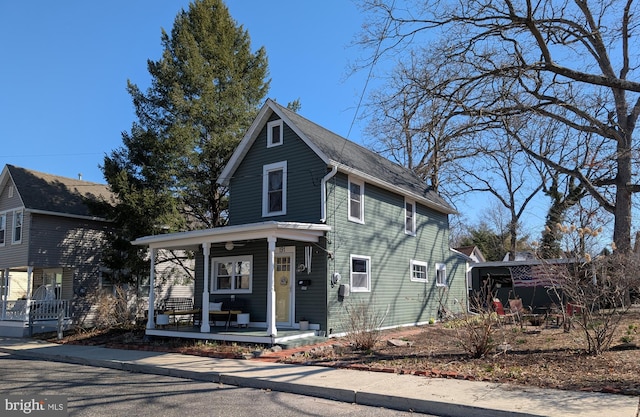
[277,335,328,349]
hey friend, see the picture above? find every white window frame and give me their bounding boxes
[410,259,428,283]
[12,210,23,244]
[350,254,371,292]
[435,263,447,287]
[405,199,416,236]
[348,177,364,224]
[262,161,287,217]
[211,255,253,294]
[0,212,6,246]
[267,119,283,148]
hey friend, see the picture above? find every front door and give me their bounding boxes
[275,246,294,327]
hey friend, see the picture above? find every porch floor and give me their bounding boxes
[145,325,326,347]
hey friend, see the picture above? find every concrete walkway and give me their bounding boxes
[0,338,637,417]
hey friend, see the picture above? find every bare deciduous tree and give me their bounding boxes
[359,0,640,252]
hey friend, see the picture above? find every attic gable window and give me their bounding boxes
[405,199,416,236]
[267,119,283,148]
[262,161,287,217]
[348,177,364,224]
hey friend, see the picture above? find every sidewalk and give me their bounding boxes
[0,338,637,417]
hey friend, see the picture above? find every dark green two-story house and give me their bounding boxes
[134,99,468,345]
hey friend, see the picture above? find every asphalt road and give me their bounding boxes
[0,352,435,417]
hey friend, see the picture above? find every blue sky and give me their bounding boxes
[0,0,558,240]
[0,1,371,183]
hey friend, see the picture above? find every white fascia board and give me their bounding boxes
[218,100,331,187]
[332,162,457,215]
[26,208,110,223]
[218,103,274,187]
[132,221,331,249]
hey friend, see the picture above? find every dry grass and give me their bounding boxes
[285,306,640,396]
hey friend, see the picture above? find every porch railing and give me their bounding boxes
[1,299,71,322]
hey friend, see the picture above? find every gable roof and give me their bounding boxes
[220,99,455,214]
[453,246,487,263]
[0,164,113,219]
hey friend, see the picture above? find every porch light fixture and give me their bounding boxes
[225,241,234,251]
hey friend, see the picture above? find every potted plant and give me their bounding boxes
[156,308,169,326]
[299,318,309,331]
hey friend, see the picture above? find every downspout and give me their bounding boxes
[320,164,338,223]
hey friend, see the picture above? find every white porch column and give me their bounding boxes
[201,242,211,333]
[146,248,157,330]
[25,266,33,321]
[25,266,33,299]
[1,269,6,320]
[266,236,277,337]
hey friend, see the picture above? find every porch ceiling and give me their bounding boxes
[131,221,331,250]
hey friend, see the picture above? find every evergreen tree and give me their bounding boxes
[100,0,269,282]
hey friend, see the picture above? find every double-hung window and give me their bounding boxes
[211,255,253,294]
[350,255,371,292]
[410,259,428,282]
[12,210,22,244]
[405,199,416,235]
[262,161,287,217]
[435,263,447,287]
[348,177,364,223]
[267,119,283,147]
[0,213,5,246]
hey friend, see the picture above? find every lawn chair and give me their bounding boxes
[508,298,537,327]
[492,298,516,324]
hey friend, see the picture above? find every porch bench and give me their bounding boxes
[161,297,200,327]
[208,298,247,330]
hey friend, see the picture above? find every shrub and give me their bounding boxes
[342,299,388,350]
[93,285,137,329]
[448,286,502,358]
[543,247,640,355]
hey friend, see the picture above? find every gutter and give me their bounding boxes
[320,165,338,223]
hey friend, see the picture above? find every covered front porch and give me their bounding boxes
[0,267,72,337]
[132,221,331,344]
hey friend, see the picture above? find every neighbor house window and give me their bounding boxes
[267,119,283,147]
[262,161,287,216]
[42,269,63,299]
[435,263,447,287]
[12,210,22,244]
[211,255,253,294]
[405,199,416,235]
[410,259,428,282]
[350,255,371,292]
[0,213,5,246]
[348,177,364,223]
[100,269,115,295]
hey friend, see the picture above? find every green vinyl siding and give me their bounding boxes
[228,114,327,225]
[324,172,467,335]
